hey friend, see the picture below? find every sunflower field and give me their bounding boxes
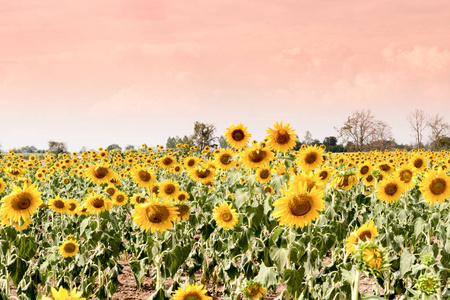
[1,122,450,300]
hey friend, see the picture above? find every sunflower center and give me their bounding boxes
[187,159,196,167]
[264,187,272,193]
[94,167,108,179]
[152,186,159,194]
[246,286,260,296]
[221,212,233,222]
[162,157,173,166]
[92,198,105,208]
[231,129,245,141]
[146,205,170,224]
[220,154,232,165]
[319,171,328,180]
[430,178,446,195]
[400,170,412,182]
[414,159,423,168]
[12,193,32,210]
[384,183,398,196]
[360,166,369,175]
[54,200,65,209]
[275,130,290,144]
[175,166,181,172]
[305,153,317,164]
[366,175,374,183]
[136,197,146,204]
[185,294,201,300]
[196,169,211,179]
[288,195,312,217]
[138,170,151,182]
[178,194,186,201]
[64,243,76,253]
[176,205,189,217]
[69,203,77,210]
[164,184,175,195]
[259,169,270,179]
[106,188,116,196]
[116,195,125,203]
[10,169,20,176]
[358,230,372,242]
[379,164,390,172]
[248,150,267,163]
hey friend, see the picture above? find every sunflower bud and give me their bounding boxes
[416,274,440,296]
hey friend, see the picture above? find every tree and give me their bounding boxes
[125,145,135,151]
[369,120,395,151]
[191,122,217,150]
[428,114,450,151]
[107,144,122,151]
[335,110,377,152]
[79,146,87,154]
[323,136,337,147]
[48,141,68,154]
[303,131,313,145]
[407,109,428,150]
[218,135,230,149]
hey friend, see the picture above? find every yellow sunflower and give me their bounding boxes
[296,145,324,172]
[42,286,86,300]
[316,166,334,185]
[332,173,358,191]
[395,166,416,190]
[113,191,128,206]
[85,163,116,185]
[59,236,79,258]
[225,123,251,149]
[1,214,31,231]
[214,149,235,170]
[188,166,216,184]
[363,174,376,188]
[172,283,212,300]
[243,281,267,300]
[0,183,42,221]
[48,196,69,214]
[65,199,79,215]
[345,220,379,253]
[359,243,385,271]
[159,179,180,200]
[184,156,199,170]
[265,121,297,152]
[130,194,148,206]
[0,178,6,194]
[76,205,90,216]
[290,171,324,192]
[255,166,272,184]
[241,145,274,170]
[357,163,372,179]
[376,178,405,204]
[172,164,183,175]
[83,194,113,214]
[132,198,178,233]
[177,191,190,202]
[160,155,176,169]
[410,153,428,172]
[263,185,274,195]
[104,185,118,197]
[131,167,156,188]
[419,169,450,205]
[213,202,239,229]
[272,184,324,228]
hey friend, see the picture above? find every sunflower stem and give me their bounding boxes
[352,268,361,300]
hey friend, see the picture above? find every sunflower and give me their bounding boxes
[85,163,116,185]
[83,194,113,214]
[361,244,384,271]
[41,286,86,300]
[0,178,5,194]
[0,183,42,221]
[241,145,274,170]
[213,202,239,229]
[160,155,176,169]
[65,199,79,215]
[1,214,31,231]
[264,185,274,195]
[345,220,379,253]
[132,198,178,233]
[243,281,267,300]
[316,166,334,185]
[265,122,297,152]
[131,167,156,188]
[419,169,450,205]
[396,166,416,190]
[172,164,183,174]
[188,166,216,184]
[214,149,235,170]
[130,194,148,206]
[272,184,325,228]
[76,205,90,216]
[225,123,251,149]
[376,178,405,204]
[48,196,68,214]
[290,171,324,192]
[364,174,376,188]
[104,185,118,197]
[113,191,128,206]
[174,203,190,221]
[255,166,272,184]
[184,156,199,170]
[410,153,428,172]
[332,173,358,191]
[177,191,189,202]
[296,145,324,172]
[357,164,372,179]
[172,283,212,300]
[59,236,79,258]
[159,179,180,200]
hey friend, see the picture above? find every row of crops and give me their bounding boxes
[0,122,450,300]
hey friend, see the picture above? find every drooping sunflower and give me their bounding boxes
[376,178,405,204]
[243,280,267,300]
[332,172,358,191]
[214,149,235,170]
[132,198,178,233]
[113,191,128,206]
[41,286,86,300]
[296,145,324,172]
[172,283,212,300]
[59,236,79,258]
[131,167,156,188]
[355,242,388,274]
[241,145,274,170]
[0,183,42,221]
[265,121,298,152]
[345,220,379,253]
[48,196,69,214]
[272,184,325,228]
[65,199,79,215]
[1,214,31,231]
[290,171,324,192]
[85,163,116,185]
[213,202,239,229]
[83,194,113,214]
[159,179,180,200]
[174,203,190,222]
[225,123,251,149]
[419,169,450,205]
[255,166,272,184]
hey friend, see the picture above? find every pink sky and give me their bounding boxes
[1,0,450,151]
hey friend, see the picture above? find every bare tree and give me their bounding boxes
[369,120,395,151]
[191,122,217,150]
[407,109,427,150]
[335,109,377,152]
[428,114,449,151]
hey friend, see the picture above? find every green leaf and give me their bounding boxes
[399,250,415,277]
[235,188,250,208]
[7,257,28,286]
[147,288,170,300]
[283,268,305,295]
[80,217,91,236]
[165,243,192,277]
[130,258,148,290]
[254,262,279,288]
[269,246,289,270]
[15,235,38,260]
